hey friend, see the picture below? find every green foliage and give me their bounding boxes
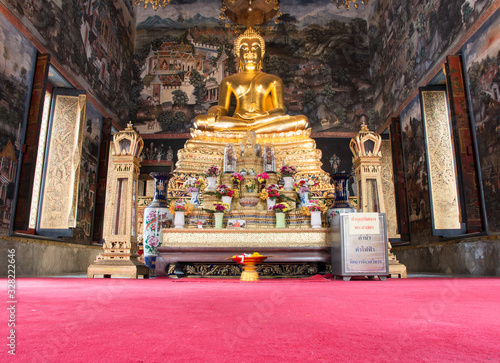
[334,107,347,123]
[189,69,207,104]
[172,89,188,108]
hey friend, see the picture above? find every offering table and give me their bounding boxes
[157,228,331,278]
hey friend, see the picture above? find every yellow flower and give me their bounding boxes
[259,190,268,200]
[301,206,311,216]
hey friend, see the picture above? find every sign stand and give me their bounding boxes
[331,213,389,281]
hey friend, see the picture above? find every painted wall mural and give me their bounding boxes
[133,0,374,135]
[3,0,136,124]
[463,7,500,232]
[369,0,494,125]
[0,17,37,235]
[399,96,432,242]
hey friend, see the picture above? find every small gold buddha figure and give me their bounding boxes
[193,28,309,134]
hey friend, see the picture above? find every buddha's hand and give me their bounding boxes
[236,111,269,120]
[206,107,224,127]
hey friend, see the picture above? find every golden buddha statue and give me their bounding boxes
[193,28,309,134]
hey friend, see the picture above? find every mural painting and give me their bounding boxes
[133,0,374,135]
[369,0,494,124]
[463,8,500,232]
[5,0,136,124]
[400,96,431,241]
[66,101,103,244]
[0,17,37,235]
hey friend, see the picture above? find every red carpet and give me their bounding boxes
[2,277,499,362]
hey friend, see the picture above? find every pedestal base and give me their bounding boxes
[87,259,150,279]
[240,264,260,281]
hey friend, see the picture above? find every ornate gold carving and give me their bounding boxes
[29,91,52,229]
[39,94,86,230]
[381,140,400,239]
[162,228,330,248]
[168,263,321,277]
[421,90,461,230]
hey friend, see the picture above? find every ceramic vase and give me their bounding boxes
[267,198,276,211]
[330,172,355,209]
[174,211,185,228]
[310,211,322,228]
[283,176,294,191]
[214,213,224,228]
[207,176,217,191]
[275,213,286,228]
[222,196,232,210]
[142,172,173,272]
[190,191,200,207]
[299,191,310,207]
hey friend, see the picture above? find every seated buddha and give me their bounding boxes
[193,28,309,134]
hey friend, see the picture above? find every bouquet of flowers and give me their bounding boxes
[280,165,297,177]
[272,202,290,213]
[300,199,327,216]
[245,179,257,192]
[293,178,315,193]
[259,184,281,201]
[213,201,230,213]
[205,165,221,177]
[216,184,235,197]
[231,172,243,184]
[183,177,206,192]
[169,199,194,214]
[257,172,269,183]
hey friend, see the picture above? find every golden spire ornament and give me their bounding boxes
[134,0,171,11]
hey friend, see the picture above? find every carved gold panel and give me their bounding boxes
[39,94,86,230]
[381,140,400,239]
[421,90,461,231]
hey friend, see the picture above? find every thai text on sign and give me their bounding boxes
[348,213,380,234]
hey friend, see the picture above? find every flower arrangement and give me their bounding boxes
[300,199,327,216]
[245,179,257,192]
[183,177,206,192]
[272,202,290,213]
[263,184,280,200]
[213,201,230,213]
[257,172,269,183]
[216,184,235,197]
[293,178,315,193]
[280,165,297,177]
[231,172,243,184]
[205,165,221,177]
[248,168,256,175]
[169,199,194,214]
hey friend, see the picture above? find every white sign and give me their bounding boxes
[348,213,380,235]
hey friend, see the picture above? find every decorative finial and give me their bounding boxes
[360,121,369,132]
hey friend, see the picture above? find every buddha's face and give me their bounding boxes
[239,37,262,71]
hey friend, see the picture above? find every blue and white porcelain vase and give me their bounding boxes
[328,172,356,227]
[142,172,173,274]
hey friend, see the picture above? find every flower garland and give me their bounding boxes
[205,165,221,177]
[280,165,297,177]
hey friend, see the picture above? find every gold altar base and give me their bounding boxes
[162,228,330,248]
[184,210,313,229]
[170,129,334,200]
